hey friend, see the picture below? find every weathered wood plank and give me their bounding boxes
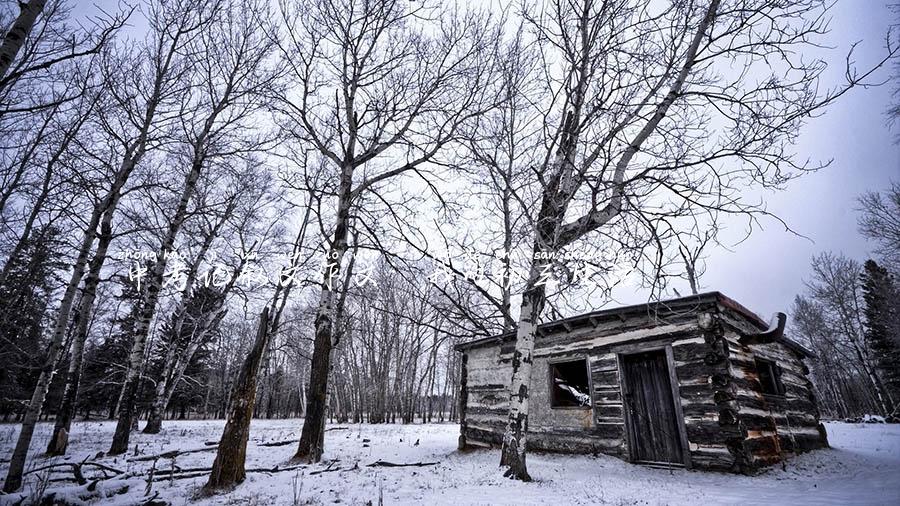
[590,355,618,372]
[592,370,619,386]
[594,404,624,420]
[672,343,711,363]
[685,419,742,445]
[678,383,716,402]
[680,402,719,418]
[593,390,622,404]
[689,447,736,471]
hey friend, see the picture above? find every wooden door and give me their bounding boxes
[621,350,685,465]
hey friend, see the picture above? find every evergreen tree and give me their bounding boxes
[156,284,225,364]
[146,284,224,421]
[861,259,900,420]
[77,274,144,419]
[0,225,64,420]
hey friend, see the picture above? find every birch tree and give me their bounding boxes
[0,1,125,120]
[2,0,216,470]
[858,183,900,267]
[140,194,239,434]
[0,0,46,81]
[794,253,895,416]
[273,0,498,462]
[110,0,277,452]
[1,8,133,495]
[493,0,894,480]
[142,161,279,433]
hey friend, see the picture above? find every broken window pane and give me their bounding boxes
[755,358,785,396]
[550,359,591,407]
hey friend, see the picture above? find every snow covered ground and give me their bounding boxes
[1,420,898,505]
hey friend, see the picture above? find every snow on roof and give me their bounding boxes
[454,291,813,357]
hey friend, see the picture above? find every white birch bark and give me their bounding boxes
[142,202,235,433]
[498,0,721,481]
[1,155,136,490]
[1,205,100,492]
[110,154,208,453]
[0,0,46,82]
[46,198,118,455]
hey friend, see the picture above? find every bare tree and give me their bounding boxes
[858,182,900,267]
[0,1,126,116]
[1,4,130,493]
[0,0,47,81]
[139,193,239,435]
[793,252,896,417]
[109,0,279,438]
[490,0,894,480]
[142,162,280,434]
[273,0,498,462]
[669,218,720,296]
[451,26,541,333]
[204,186,318,491]
[204,307,270,491]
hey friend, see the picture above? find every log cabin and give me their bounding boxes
[455,292,829,473]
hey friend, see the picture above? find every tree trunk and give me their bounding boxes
[853,343,893,417]
[46,208,116,455]
[204,307,270,490]
[142,353,175,434]
[498,258,547,482]
[110,151,205,454]
[143,204,234,434]
[2,199,105,492]
[301,299,340,455]
[294,163,354,462]
[0,0,46,83]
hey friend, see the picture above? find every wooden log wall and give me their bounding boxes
[457,299,828,473]
[729,337,829,468]
[461,344,510,448]
[460,309,704,457]
[671,315,747,472]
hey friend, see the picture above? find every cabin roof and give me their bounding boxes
[454,291,813,357]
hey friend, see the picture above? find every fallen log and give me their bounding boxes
[246,465,307,474]
[128,446,217,462]
[256,428,347,447]
[257,439,298,447]
[366,460,439,468]
[147,464,308,482]
[151,471,209,482]
[37,463,311,487]
[24,462,81,476]
[84,462,125,476]
[9,480,134,505]
[308,461,356,476]
[24,461,86,485]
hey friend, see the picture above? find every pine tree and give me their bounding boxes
[861,259,900,420]
[0,225,64,420]
[144,284,224,427]
[77,275,144,419]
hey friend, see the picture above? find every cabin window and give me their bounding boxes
[755,358,785,396]
[550,359,591,408]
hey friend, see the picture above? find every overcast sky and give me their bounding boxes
[620,0,900,320]
[88,0,899,323]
